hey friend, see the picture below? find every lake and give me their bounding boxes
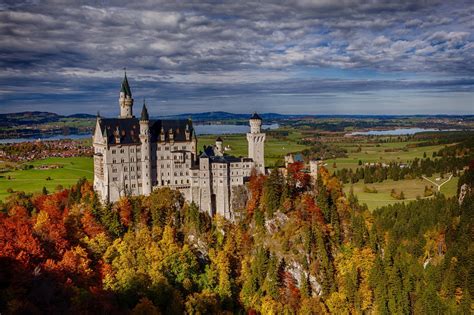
[0,123,279,144]
[349,128,459,136]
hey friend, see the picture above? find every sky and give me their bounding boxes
[0,0,473,116]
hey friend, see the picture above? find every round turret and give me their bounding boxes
[215,137,223,155]
[249,112,262,133]
[119,71,134,118]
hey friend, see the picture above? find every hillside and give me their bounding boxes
[0,162,472,313]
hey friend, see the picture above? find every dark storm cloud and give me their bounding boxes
[0,0,473,114]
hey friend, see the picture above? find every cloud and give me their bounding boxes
[0,0,472,114]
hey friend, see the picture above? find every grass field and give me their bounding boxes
[0,157,93,201]
[199,130,309,166]
[332,141,448,170]
[344,175,459,211]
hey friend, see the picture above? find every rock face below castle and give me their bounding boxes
[93,73,265,220]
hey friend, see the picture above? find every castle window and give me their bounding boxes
[175,180,177,184]
[120,149,124,153]
[138,183,142,187]
[113,159,116,163]
[112,149,116,154]
[165,147,169,151]
[131,175,135,179]
[138,174,141,179]
[124,175,128,180]
[174,146,178,150]
[131,166,134,171]
[158,147,162,151]
[137,148,141,152]
[137,166,141,171]
[174,172,177,176]
[131,157,135,162]
[124,167,128,171]
[131,148,134,153]
[181,146,186,150]
[112,177,117,181]
[121,159,124,163]
[132,184,136,188]
[112,168,117,173]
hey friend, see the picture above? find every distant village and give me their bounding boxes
[0,139,93,162]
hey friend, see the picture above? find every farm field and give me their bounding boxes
[0,157,93,201]
[344,175,459,211]
[331,141,449,170]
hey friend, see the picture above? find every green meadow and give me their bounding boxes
[198,130,309,166]
[0,157,93,201]
[331,141,448,170]
[344,175,459,211]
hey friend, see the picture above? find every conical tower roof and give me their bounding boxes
[120,71,132,97]
[250,112,262,120]
[140,100,149,121]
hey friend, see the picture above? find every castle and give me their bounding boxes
[93,73,265,219]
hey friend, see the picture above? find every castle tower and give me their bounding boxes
[119,71,134,118]
[247,112,265,174]
[215,137,223,156]
[139,101,152,195]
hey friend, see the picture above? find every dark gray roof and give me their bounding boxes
[210,155,244,163]
[98,117,194,145]
[120,73,132,97]
[199,144,251,163]
[216,136,223,142]
[140,103,149,121]
[250,112,262,120]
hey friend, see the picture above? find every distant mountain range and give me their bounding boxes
[1,111,473,128]
[0,111,96,127]
[158,111,302,121]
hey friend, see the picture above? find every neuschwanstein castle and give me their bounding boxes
[93,73,265,219]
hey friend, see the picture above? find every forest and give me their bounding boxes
[0,158,472,314]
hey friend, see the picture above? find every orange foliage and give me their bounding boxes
[80,181,95,201]
[99,261,114,281]
[117,197,133,228]
[287,162,311,189]
[302,194,325,227]
[280,271,301,309]
[81,209,106,237]
[246,172,266,215]
[0,210,43,266]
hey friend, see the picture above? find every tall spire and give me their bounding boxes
[140,99,149,121]
[120,68,132,97]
